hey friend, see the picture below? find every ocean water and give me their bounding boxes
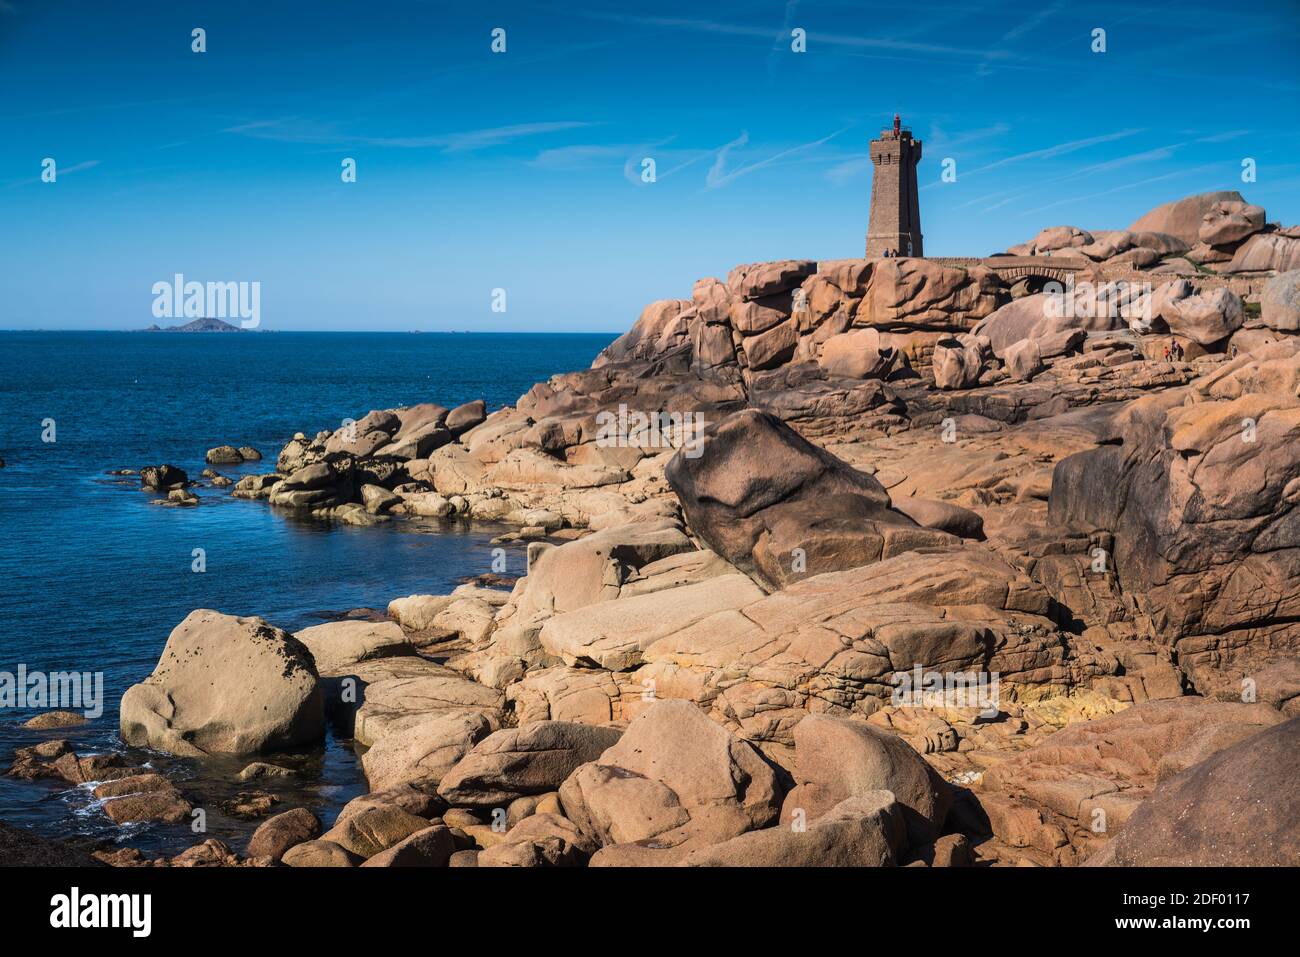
[0,331,613,856]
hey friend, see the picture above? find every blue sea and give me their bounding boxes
[0,331,613,856]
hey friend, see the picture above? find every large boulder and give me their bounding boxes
[360,825,457,867]
[1197,200,1265,246]
[1088,715,1300,866]
[319,801,432,859]
[294,620,413,676]
[373,403,452,459]
[1227,232,1300,274]
[438,721,624,808]
[476,812,597,867]
[593,299,693,367]
[1129,191,1246,246]
[559,700,780,861]
[445,399,487,436]
[680,792,907,867]
[538,574,765,671]
[1004,337,1043,381]
[728,260,817,300]
[1049,341,1300,693]
[664,409,953,590]
[632,544,1118,746]
[1030,225,1092,252]
[246,807,322,862]
[858,258,1005,330]
[781,714,951,846]
[932,334,989,390]
[1261,270,1300,332]
[1161,287,1244,346]
[512,521,695,621]
[817,328,896,380]
[976,697,1282,862]
[972,295,1052,357]
[119,611,324,757]
[361,711,493,792]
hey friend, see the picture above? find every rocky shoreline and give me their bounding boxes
[7,189,1300,867]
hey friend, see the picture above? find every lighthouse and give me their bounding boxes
[865,114,923,258]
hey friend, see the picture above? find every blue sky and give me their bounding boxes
[2,0,1298,331]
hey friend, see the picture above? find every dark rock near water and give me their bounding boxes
[140,464,188,490]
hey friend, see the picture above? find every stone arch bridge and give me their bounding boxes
[929,256,1090,289]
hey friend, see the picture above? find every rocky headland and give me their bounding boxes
[11,190,1300,868]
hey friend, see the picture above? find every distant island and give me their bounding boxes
[141,317,246,333]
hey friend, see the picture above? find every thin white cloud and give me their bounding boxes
[374,122,595,153]
[225,119,594,153]
[1066,143,1187,179]
[4,159,100,189]
[963,128,1146,177]
[622,140,711,186]
[706,128,845,190]
[1017,163,1223,216]
[577,11,1022,62]
[1197,130,1250,143]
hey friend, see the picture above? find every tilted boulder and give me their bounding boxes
[373,404,452,459]
[664,409,953,589]
[972,294,1054,357]
[319,801,432,859]
[593,299,693,367]
[360,825,457,867]
[120,611,324,757]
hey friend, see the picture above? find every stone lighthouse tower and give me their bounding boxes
[866,114,923,258]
